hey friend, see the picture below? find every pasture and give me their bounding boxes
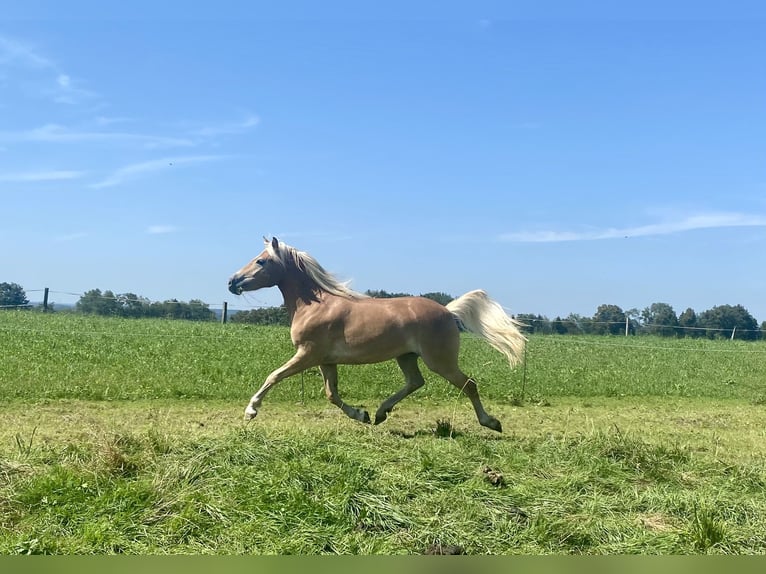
[2,311,766,554]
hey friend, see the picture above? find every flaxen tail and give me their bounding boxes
[446,289,527,367]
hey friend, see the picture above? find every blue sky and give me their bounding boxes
[2,2,766,322]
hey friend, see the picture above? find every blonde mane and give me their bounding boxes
[266,239,368,300]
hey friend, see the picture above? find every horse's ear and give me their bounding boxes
[262,235,269,244]
[271,237,280,251]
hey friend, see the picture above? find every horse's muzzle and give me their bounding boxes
[228,277,243,295]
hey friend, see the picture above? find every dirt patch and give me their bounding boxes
[482,465,504,487]
[425,543,465,555]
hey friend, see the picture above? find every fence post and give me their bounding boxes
[221,301,228,324]
[521,342,528,402]
[43,287,49,312]
[625,316,629,336]
[731,326,736,341]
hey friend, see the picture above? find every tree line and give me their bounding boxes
[75,289,216,321]
[2,282,764,339]
[518,302,763,340]
[0,283,215,321]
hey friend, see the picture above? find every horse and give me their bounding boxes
[228,237,526,432]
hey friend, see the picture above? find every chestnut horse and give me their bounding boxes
[228,237,526,432]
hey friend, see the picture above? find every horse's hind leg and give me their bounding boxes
[454,374,502,432]
[442,369,502,432]
[374,353,426,425]
[320,364,371,424]
[421,350,502,432]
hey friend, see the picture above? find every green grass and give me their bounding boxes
[2,311,766,554]
[521,336,766,401]
[3,311,766,403]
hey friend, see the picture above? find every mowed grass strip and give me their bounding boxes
[1,399,766,554]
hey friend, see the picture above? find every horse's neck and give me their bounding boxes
[277,269,321,319]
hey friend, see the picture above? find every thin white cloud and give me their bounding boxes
[188,114,261,137]
[499,212,766,243]
[55,232,88,242]
[95,116,133,126]
[51,79,99,105]
[0,36,53,68]
[0,115,258,148]
[0,170,85,182]
[0,35,98,105]
[147,225,178,235]
[0,124,195,149]
[0,112,260,149]
[90,155,225,189]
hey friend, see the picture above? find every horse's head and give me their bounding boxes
[228,237,286,295]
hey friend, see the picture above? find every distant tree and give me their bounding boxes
[187,299,216,321]
[0,282,29,309]
[678,307,699,338]
[117,293,150,318]
[161,299,183,319]
[592,304,626,335]
[562,313,593,335]
[697,304,760,340]
[641,302,679,337]
[76,290,213,321]
[624,307,642,335]
[625,307,641,324]
[76,288,102,314]
[149,299,200,320]
[77,289,121,316]
[420,292,454,306]
[551,316,568,335]
[536,314,552,334]
[516,313,552,334]
[364,289,412,298]
[231,306,289,326]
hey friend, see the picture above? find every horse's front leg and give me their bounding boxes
[244,349,315,421]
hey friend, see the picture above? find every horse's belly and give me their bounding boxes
[326,326,417,364]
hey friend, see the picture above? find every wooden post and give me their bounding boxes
[521,342,528,402]
[43,287,49,312]
[625,316,629,336]
[731,326,736,341]
[221,301,228,324]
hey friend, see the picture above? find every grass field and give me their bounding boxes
[2,311,766,554]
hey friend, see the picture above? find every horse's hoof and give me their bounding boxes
[361,411,371,424]
[374,412,387,425]
[482,418,502,433]
[244,407,258,421]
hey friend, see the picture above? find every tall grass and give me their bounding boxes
[2,311,766,403]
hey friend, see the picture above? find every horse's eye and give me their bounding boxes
[256,259,266,266]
